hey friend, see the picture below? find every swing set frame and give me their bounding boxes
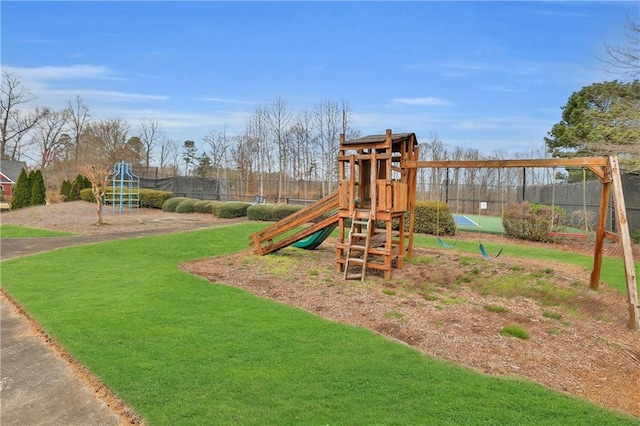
[403,156,639,331]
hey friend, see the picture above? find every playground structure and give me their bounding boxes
[105,161,140,214]
[252,130,419,281]
[250,129,639,330]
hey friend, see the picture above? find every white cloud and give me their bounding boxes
[4,64,118,81]
[200,97,256,106]
[391,97,453,107]
[47,89,168,103]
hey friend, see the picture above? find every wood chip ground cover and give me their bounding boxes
[182,241,640,419]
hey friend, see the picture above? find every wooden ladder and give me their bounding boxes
[344,210,372,281]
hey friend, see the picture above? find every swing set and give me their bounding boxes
[434,167,503,260]
[403,156,639,330]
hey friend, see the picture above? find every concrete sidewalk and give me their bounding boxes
[0,297,121,425]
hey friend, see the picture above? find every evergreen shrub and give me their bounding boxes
[272,204,303,221]
[30,170,46,206]
[209,201,224,216]
[175,199,198,213]
[216,202,251,219]
[193,200,214,213]
[80,188,95,202]
[140,189,173,209]
[503,202,566,243]
[11,169,31,210]
[162,197,190,212]
[247,204,275,221]
[413,201,456,235]
[60,179,72,201]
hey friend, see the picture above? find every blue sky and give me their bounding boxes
[2,1,638,158]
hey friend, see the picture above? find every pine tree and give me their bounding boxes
[30,170,46,206]
[60,179,71,201]
[69,174,86,201]
[11,169,31,209]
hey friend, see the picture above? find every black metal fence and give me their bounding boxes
[139,173,640,232]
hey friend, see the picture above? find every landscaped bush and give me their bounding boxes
[373,202,454,235]
[10,169,31,210]
[503,202,566,243]
[140,189,173,209]
[79,188,95,202]
[247,204,275,221]
[215,202,251,219]
[413,201,456,236]
[162,197,190,212]
[175,198,199,213]
[193,200,214,213]
[630,228,640,244]
[68,174,92,202]
[60,179,72,201]
[78,188,171,209]
[272,204,304,221]
[29,170,47,206]
[209,201,224,216]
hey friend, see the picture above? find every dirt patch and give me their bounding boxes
[182,240,640,419]
[0,200,225,235]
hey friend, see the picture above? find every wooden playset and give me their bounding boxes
[250,129,639,330]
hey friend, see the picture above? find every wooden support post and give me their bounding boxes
[590,173,611,290]
[608,156,639,330]
[406,144,418,260]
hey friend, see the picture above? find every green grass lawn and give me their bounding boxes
[1,223,638,425]
[0,224,75,238]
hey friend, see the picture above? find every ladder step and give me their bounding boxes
[349,245,367,251]
[345,273,364,280]
[351,232,368,238]
[353,220,370,226]
[346,258,365,265]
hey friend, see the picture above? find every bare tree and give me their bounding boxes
[230,132,256,196]
[267,96,292,201]
[313,100,342,195]
[138,118,163,169]
[81,119,130,165]
[66,95,91,164]
[1,72,47,160]
[32,107,71,169]
[290,111,316,198]
[247,107,271,197]
[598,17,640,78]
[78,163,111,226]
[157,136,180,176]
[203,128,230,180]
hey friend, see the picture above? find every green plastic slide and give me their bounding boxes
[292,223,338,250]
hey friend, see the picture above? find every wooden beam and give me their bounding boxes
[403,157,609,170]
[607,156,640,331]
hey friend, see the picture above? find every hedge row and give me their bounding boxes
[246,204,305,221]
[503,202,566,243]
[80,188,173,209]
[161,197,251,218]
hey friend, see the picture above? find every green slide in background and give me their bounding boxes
[292,223,338,250]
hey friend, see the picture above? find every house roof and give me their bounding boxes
[0,160,27,183]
